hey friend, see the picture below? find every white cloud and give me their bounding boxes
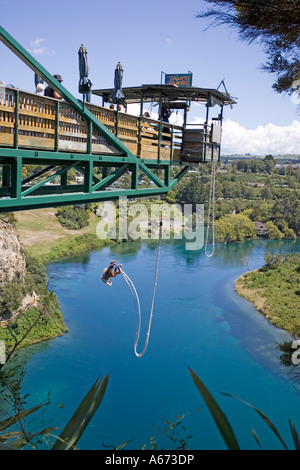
[30,38,45,48]
[123,106,300,155]
[28,37,56,56]
[221,119,300,155]
[127,103,159,120]
[165,38,173,47]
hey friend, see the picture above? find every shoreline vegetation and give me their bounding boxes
[235,252,300,338]
[0,252,68,351]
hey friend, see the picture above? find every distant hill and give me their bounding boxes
[221,154,300,162]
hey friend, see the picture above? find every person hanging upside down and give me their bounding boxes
[101,260,122,287]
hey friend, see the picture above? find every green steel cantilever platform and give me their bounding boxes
[0,26,234,213]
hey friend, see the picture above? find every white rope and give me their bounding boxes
[205,162,216,258]
[121,222,162,358]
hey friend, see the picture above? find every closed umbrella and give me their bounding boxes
[109,61,126,107]
[34,72,43,88]
[78,43,92,103]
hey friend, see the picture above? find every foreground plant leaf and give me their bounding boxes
[289,420,300,450]
[51,374,109,450]
[0,441,17,450]
[7,427,58,450]
[0,404,44,433]
[188,368,240,450]
[251,427,263,450]
[220,391,288,450]
[115,439,132,450]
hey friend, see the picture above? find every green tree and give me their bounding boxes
[272,192,300,234]
[266,221,284,239]
[250,202,273,222]
[196,0,300,93]
[261,185,273,201]
[215,214,256,243]
[176,174,209,206]
[0,282,24,319]
[281,222,296,239]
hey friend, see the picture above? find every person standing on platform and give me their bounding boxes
[44,74,63,100]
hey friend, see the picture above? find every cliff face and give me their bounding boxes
[0,219,26,286]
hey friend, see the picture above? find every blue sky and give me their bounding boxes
[1,0,299,155]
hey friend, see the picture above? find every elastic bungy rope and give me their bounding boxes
[205,162,216,258]
[121,222,162,358]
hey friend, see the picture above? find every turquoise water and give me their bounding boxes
[16,237,300,450]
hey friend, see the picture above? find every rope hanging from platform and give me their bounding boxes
[121,222,162,358]
[205,162,216,258]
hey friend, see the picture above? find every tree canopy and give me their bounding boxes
[196,0,300,94]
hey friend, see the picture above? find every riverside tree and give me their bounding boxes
[215,213,256,243]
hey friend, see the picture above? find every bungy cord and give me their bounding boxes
[204,162,216,258]
[121,222,162,358]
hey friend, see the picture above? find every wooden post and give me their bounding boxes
[115,108,119,138]
[170,125,174,163]
[55,100,60,152]
[14,89,19,149]
[87,120,92,154]
[137,116,142,157]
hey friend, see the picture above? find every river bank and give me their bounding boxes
[235,251,300,338]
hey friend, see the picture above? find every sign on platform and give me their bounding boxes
[164,73,192,88]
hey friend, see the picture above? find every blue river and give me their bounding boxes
[16,237,300,450]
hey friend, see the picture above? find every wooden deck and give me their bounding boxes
[0,87,184,163]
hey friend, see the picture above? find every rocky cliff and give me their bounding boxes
[0,219,26,286]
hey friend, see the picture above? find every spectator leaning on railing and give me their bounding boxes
[44,74,63,100]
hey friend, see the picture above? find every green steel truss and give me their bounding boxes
[0,26,189,212]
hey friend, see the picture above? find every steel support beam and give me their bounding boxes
[21,161,80,197]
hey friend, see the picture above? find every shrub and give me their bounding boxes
[0,212,16,225]
[0,282,24,319]
[56,206,90,230]
[281,222,296,239]
[263,252,283,270]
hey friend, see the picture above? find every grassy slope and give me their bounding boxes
[235,253,300,337]
[14,208,113,262]
[14,208,99,255]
